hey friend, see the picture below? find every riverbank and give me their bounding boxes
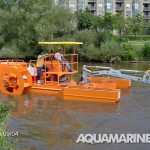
[0,100,15,149]
[130,61,150,64]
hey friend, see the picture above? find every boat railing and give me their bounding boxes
[0,59,24,62]
[43,54,78,85]
[28,54,78,85]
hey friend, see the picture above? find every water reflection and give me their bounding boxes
[6,93,119,150]
[12,93,119,116]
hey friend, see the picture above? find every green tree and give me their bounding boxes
[123,17,133,35]
[123,13,144,36]
[75,8,93,30]
[143,22,150,35]
[114,12,126,34]
[0,0,74,58]
[35,0,74,41]
[131,13,144,37]
[103,12,115,31]
[91,15,104,32]
[0,0,39,56]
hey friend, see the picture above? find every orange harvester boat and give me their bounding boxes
[0,42,131,103]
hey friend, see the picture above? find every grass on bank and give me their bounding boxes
[0,101,15,150]
[128,40,145,50]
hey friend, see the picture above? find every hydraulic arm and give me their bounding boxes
[80,65,150,84]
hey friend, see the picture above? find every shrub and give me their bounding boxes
[78,44,101,61]
[100,40,122,62]
[74,29,97,46]
[114,36,128,44]
[142,42,150,60]
[121,42,139,60]
[95,30,113,47]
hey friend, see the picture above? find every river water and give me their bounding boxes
[1,62,150,150]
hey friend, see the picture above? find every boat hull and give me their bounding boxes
[62,86,120,103]
[25,83,62,95]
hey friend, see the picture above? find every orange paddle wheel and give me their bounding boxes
[0,64,32,95]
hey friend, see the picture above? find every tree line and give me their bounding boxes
[0,0,150,61]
